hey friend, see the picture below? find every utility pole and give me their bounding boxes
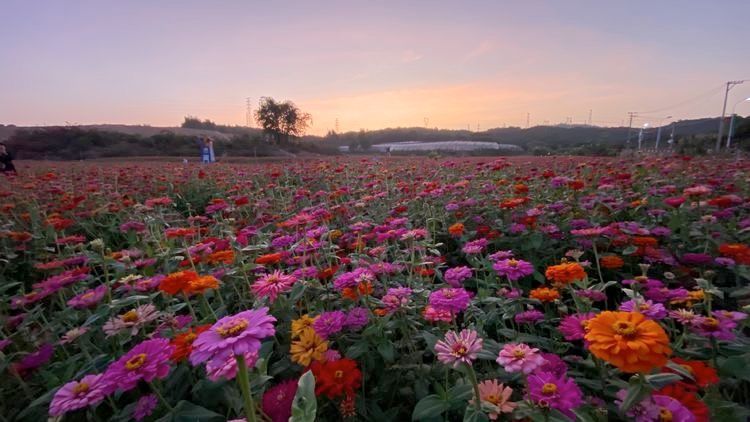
[335,118,340,133]
[424,117,429,128]
[245,97,252,127]
[626,112,638,149]
[588,109,593,126]
[716,80,746,151]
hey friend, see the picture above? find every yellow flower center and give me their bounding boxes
[216,319,248,338]
[81,292,95,299]
[702,317,719,330]
[508,259,518,267]
[542,383,558,395]
[73,382,90,394]
[184,332,197,343]
[659,408,673,422]
[334,370,344,379]
[680,364,694,375]
[452,344,468,357]
[638,303,650,311]
[612,320,637,337]
[125,353,147,370]
[513,350,526,359]
[121,310,139,323]
[485,393,500,404]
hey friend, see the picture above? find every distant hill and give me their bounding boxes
[0,124,234,142]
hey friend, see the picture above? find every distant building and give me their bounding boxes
[338,145,350,152]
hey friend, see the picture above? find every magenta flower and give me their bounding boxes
[133,394,158,421]
[434,329,484,368]
[558,313,595,341]
[620,299,667,320]
[515,309,544,325]
[251,270,298,303]
[67,285,108,309]
[444,266,472,287]
[344,307,369,330]
[190,308,276,367]
[12,343,54,378]
[428,288,472,314]
[690,315,736,341]
[496,343,545,374]
[650,395,695,422]
[49,374,110,416]
[206,351,259,381]
[312,310,346,339]
[423,305,454,323]
[492,259,534,281]
[527,371,583,419]
[462,238,488,254]
[104,338,173,392]
[262,379,298,422]
[537,353,568,377]
[333,267,375,290]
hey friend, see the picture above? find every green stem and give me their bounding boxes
[465,364,482,413]
[236,354,258,422]
[149,381,174,411]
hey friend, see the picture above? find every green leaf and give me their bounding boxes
[720,355,750,382]
[412,394,449,421]
[377,341,395,362]
[448,384,474,407]
[619,376,649,413]
[622,246,638,256]
[644,373,682,389]
[290,370,317,422]
[463,406,490,422]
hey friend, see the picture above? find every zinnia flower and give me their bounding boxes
[102,304,160,337]
[251,271,297,302]
[49,374,110,416]
[170,324,211,362]
[262,379,298,422]
[190,308,276,367]
[104,338,174,392]
[496,343,545,374]
[133,394,158,421]
[310,358,362,399]
[470,380,516,419]
[434,329,483,368]
[290,328,328,366]
[620,299,667,320]
[205,351,259,381]
[558,312,595,341]
[312,311,347,339]
[527,371,583,419]
[67,285,107,309]
[428,288,472,313]
[444,266,472,287]
[585,311,671,373]
[545,262,586,285]
[493,258,534,281]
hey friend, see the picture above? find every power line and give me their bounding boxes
[637,83,725,115]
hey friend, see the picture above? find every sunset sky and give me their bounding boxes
[2,0,749,135]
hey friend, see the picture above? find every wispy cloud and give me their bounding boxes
[463,40,494,62]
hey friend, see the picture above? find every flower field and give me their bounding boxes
[1,156,750,421]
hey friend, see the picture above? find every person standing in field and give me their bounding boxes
[0,142,16,174]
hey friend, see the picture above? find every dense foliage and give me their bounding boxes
[1,156,750,422]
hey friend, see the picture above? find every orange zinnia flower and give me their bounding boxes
[255,252,283,265]
[599,255,624,270]
[160,270,199,295]
[206,250,235,265]
[545,262,586,285]
[170,324,210,362]
[585,311,671,373]
[448,223,464,237]
[342,281,373,301]
[529,287,560,302]
[186,275,220,295]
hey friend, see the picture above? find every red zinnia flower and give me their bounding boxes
[170,325,211,362]
[665,358,719,389]
[310,358,362,399]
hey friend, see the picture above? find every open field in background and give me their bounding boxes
[1,155,750,421]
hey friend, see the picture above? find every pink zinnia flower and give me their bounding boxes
[428,288,472,314]
[133,394,158,421]
[104,338,174,392]
[470,380,516,419]
[620,299,667,320]
[690,315,736,341]
[462,238,488,254]
[496,343,544,374]
[312,310,347,339]
[515,309,544,325]
[434,329,483,368]
[102,304,160,337]
[205,351,259,381]
[527,371,583,419]
[423,305,454,323]
[444,266,472,287]
[12,343,54,378]
[650,395,695,422]
[67,285,108,309]
[49,374,110,416]
[251,271,298,303]
[190,308,276,367]
[262,379,298,422]
[558,313,595,341]
[333,267,375,291]
[492,259,534,281]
